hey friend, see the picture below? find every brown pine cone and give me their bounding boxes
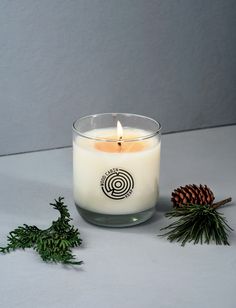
[171,184,215,207]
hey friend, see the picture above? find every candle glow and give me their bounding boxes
[117,120,123,147]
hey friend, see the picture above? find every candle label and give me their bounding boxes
[100,168,134,200]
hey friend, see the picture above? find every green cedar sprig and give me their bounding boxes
[0,197,83,265]
[160,199,233,246]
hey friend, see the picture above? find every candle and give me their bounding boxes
[73,113,161,227]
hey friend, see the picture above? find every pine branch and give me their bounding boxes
[212,197,232,209]
[160,204,233,246]
[0,197,83,265]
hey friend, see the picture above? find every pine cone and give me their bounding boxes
[171,184,215,207]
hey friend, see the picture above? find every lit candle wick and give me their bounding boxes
[117,120,123,149]
[118,136,122,147]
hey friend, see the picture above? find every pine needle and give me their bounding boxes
[160,204,233,246]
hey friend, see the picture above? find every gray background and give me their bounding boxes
[0,0,236,156]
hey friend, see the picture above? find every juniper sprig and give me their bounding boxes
[0,197,83,265]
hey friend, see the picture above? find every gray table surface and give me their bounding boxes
[0,125,236,308]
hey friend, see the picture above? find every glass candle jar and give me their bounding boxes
[73,113,161,227]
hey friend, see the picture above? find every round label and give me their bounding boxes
[100,168,134,200]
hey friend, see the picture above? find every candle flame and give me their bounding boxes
[117,120,123,141]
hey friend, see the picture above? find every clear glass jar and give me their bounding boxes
[73,113,161,227]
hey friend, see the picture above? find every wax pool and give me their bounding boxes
[73,127,161,215]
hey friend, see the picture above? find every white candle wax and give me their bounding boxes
[73,128,161,215]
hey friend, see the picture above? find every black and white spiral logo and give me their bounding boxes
[100,168,134,200]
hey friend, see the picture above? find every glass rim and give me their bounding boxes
[72,113,161,142]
